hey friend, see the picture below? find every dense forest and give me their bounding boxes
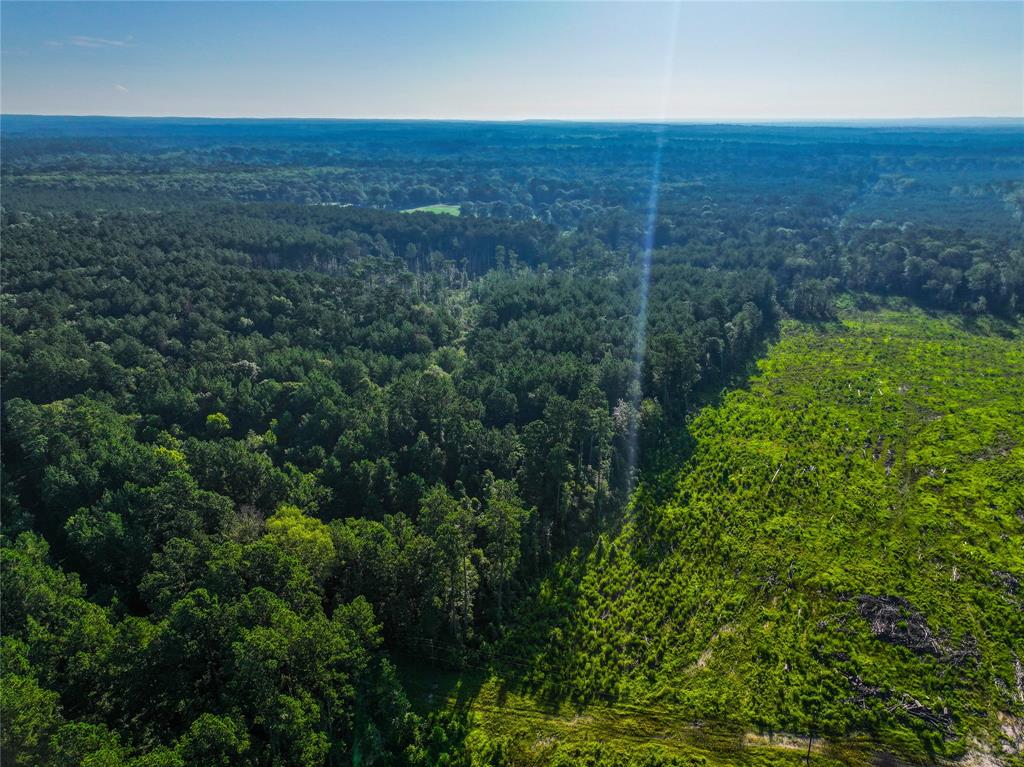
[2,118,1022,766]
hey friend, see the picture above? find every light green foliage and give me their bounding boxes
[175,714,249,767]
[399,666,859,767]
[264,503,336,582]
[403,204,462,216]
[0,665,61,765]
[205,412,232,436]
[0,522,397,767]
[498,309,1024,761]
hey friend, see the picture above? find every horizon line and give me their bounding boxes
[3,112,1023,127]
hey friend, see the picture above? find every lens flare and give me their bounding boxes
[624,130,665,483]
[622,2,679,491]
[624,3,681,492]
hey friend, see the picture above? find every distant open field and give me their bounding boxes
[402,203,461,216]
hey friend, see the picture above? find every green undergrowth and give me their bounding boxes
[408,308,1024,765]
[400,661,871,767]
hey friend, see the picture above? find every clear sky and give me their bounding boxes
[2,1,1021,120]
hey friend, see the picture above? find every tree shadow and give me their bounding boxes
[957,312,1021,339]
[482,323,787,709]
[394,651,488,716]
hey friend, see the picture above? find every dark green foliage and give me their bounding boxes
[2,119,1021,765]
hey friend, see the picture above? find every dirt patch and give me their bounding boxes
[855,595,978,665]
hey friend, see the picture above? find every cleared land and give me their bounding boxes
[402,203,461,216]
[408,308,1024,766]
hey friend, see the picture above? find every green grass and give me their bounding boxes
[405,308,1024,766]
[402,203,461,216]
[401,660,883,766]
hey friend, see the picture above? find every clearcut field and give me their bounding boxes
[417,308,1024,766]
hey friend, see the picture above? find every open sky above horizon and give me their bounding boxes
[2,1,1022,121]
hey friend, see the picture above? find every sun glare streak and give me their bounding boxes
[624,2,682,489]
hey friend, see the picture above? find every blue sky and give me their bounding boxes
[2,2,1021,120]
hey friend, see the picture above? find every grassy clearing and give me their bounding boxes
[402,203,461,216]
[405,308,1024,765]
[399,661,874,766]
